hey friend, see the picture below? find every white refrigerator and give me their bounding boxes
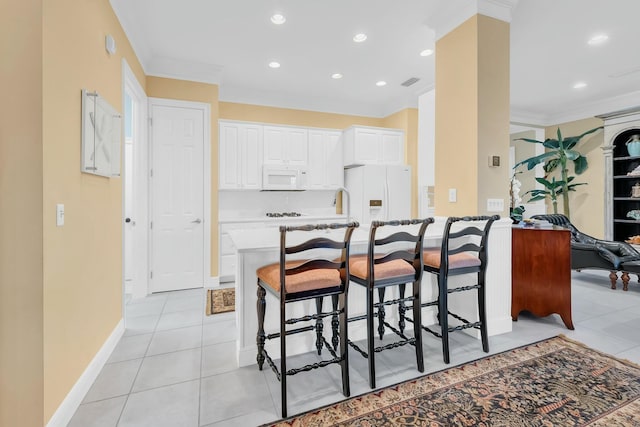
[344,165,411,224]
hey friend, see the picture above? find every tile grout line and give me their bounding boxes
[114,293,169,426]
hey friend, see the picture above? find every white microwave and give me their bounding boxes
[262,166,307,190]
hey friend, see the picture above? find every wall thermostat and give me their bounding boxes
[489,155,500,167]
[105,34,117,55]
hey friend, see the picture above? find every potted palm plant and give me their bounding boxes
[514,126,602,220]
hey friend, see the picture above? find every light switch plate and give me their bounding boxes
[487,198,504,212]
[448,188,457,202]
[56,203,64,226]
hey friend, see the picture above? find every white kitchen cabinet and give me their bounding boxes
[307,130,343,189]
[219,121,263,190]
[219,221,266,282]
[263,125,308,166]
[343,126,404,167]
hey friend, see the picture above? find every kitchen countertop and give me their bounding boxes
[218,213,347,224]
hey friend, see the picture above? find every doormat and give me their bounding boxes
[205,288,235,315]
[262,335,640,426]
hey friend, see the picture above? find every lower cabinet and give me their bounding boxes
[219,222,265,283]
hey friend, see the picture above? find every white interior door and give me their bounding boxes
[123,60,149,301]
[150,102,205,292]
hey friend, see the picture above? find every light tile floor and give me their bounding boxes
[68,270,640,426]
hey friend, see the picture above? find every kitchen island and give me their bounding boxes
[228,217,513,367]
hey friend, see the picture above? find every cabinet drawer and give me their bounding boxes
[220,232,235,255]
[221,254,236,275]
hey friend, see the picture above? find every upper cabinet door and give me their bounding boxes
[325,131,343,188]
[307,130,343,189]
[343,126,404,167]
[240,125,263,189]
[287,128,308,166]
[263,126,308,166]
[381,131,404,165]
[219,123,241,189]
[219,121,263,189]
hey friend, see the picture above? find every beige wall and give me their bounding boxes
[435,15,510,216]
[382,108,420,217]
[41,0,145,422]
[435,16,479,215]
[0,2,45,426]
[477,15,510,216]
[545,117,605,237]
[147,77,220,275]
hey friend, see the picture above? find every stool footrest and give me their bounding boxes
[261,335,343,381]
[448,284,481,294]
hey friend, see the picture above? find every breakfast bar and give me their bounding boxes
[228,217,514,367]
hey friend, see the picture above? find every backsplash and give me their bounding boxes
[219,190,339,219]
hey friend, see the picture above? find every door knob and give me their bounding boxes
[125,218,131,223]
[191,218,202,224]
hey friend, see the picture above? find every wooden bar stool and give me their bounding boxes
[348,218,433,389]
[421,215,499,364]
[256,221,358,418]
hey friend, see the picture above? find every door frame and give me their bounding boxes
[148,97,212,291]
[122,59,149,305]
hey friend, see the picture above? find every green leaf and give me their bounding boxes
[516,137,545,145]
[557,127,562,141]
[543,139,560,149]
[528,195,547,202]
[515,152,557,170]
[544,158,560,173]
[565,126,603,149]
[573,155,588,174]
[565,150,580,161]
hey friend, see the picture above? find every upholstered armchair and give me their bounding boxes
[531,214,640,289]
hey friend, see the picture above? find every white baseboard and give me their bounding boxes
[46,319,125,427]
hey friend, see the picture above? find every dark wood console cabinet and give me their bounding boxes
[511,226,574,330]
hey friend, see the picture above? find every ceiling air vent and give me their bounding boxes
[401,77,420,87]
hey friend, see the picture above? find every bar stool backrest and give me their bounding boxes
[366,218,434,282]
[279,222,359,301]
[440,215,499,274]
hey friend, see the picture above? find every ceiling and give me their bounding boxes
[111,0,640,126]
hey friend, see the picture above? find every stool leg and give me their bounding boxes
[315,297,324,355]
[398,283,406,335]
[412,279,424,373]
[331,295,339,350]
[339,293,350,397]
[478,272,489,353]
[256,284,266,370]
[280,297,287,418]
[439,275,450,364]
[366,286,376,389]
[377,287,386,340]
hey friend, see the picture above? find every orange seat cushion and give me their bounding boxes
[423,248,481,269]
[349,254,415,280]
[257,260,342,294]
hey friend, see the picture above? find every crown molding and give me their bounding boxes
[426,0,519,40]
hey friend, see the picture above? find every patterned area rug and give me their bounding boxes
[205,288,235,315]
[264,336,640,426]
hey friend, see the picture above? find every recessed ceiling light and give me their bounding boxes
[353,33,367,43]
[420,49,434,57]
[268,61,281,69]
[573,81,587,89]
[376,81,387,87]
[331,73,343,79]
[270,14,286,25]
[587,33,608,46]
